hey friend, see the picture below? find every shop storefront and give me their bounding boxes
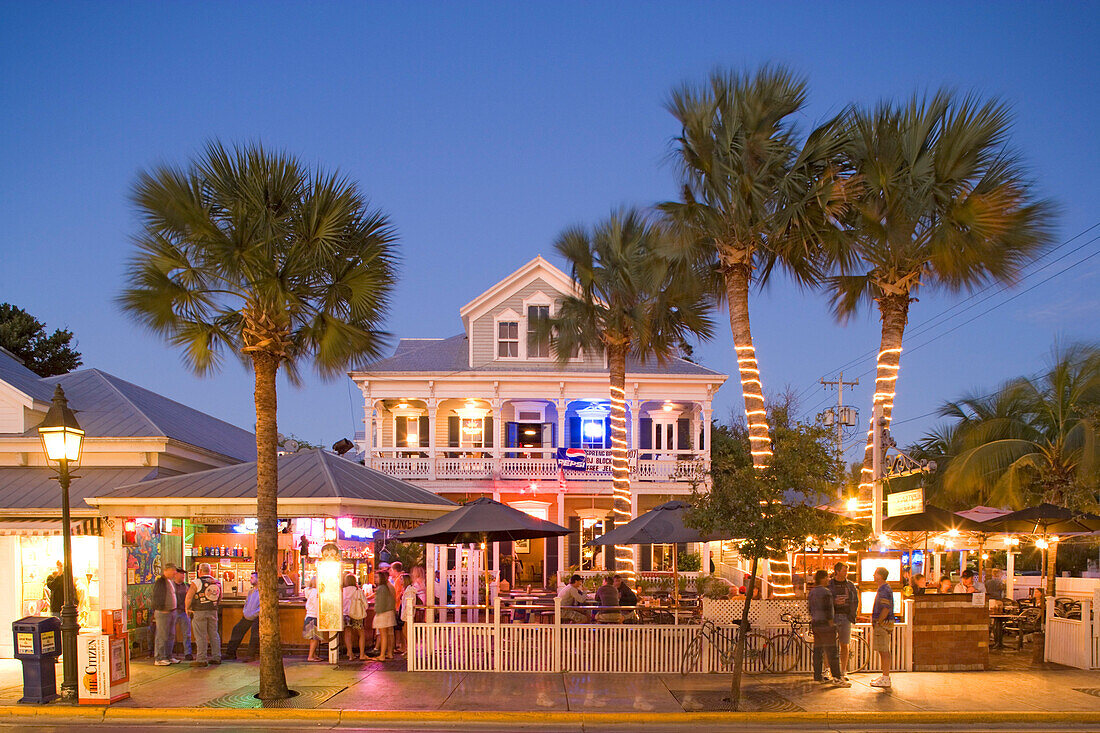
[87,449,455,655]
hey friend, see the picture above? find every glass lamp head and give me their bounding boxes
[38,385,84,465]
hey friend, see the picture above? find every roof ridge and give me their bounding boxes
[84,369,164,436]
[314,449,342,499]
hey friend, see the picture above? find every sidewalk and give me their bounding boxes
[2,656,1100,726]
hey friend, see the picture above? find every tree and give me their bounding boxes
[0,303,82,376]
[661,65,852,470]
[826,91,1056,499]
[937,345,1100,593]
[547,209,715,576]
[688,401,843,709]
[119,142,397,699]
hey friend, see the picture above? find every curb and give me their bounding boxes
[2,706,1100,725]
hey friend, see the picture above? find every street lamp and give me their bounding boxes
[38,385,84,704]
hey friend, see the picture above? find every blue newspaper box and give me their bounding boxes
[12,616,61,704]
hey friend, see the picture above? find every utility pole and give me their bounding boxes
[820,373,859,497]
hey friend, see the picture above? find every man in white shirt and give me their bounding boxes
[954,569,986,594]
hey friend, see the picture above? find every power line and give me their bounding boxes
[791,221,1100,406]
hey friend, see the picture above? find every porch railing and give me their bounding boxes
[369,450,707,483]
[1044,591,1099,669]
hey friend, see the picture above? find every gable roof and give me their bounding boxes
[458,256,579,331]
[0,466,159,511]
[30,369,256,462]
[92,449,454,507]
[0,347,54,404]
[357,334,724,376]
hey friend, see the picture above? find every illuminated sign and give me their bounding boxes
[887,488,924,518]
[315,559,344,632]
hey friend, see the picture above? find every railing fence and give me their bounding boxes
[1044,591,1098,669]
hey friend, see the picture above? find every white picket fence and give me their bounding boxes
[1044,590,1099,669]
[408,597,911,674]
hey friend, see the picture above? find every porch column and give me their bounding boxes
[701,402,712,468]
[630,490,640,572]
[630,398,640,451]
[701,541,710,576]
[492,398,502,474]
[557,490,566,575]
[556,398,566,449]
[359,383,373,463]
[1007,549,1015,600]
[428,398,438,480]
[426,542,436,622]
[492,490,500,590]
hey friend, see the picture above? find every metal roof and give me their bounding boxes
[92,448,454,507]
[32,369,257,462]
[0,348,54,403]
[358,334,724,377]
[0,467,159,511]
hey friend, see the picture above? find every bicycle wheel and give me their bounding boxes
[741,631,771,675]
[681,633,703,675]
[763,634,801,673]
[847,632,871,673]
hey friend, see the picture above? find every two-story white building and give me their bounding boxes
[351,256,728,586]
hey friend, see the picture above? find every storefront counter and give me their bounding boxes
[911,593,989,671]
[219,598,306,644]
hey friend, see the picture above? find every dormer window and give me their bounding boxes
[526,304,550,359]
[497,321,519,358]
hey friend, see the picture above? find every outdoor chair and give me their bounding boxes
[1002,607,1044,650]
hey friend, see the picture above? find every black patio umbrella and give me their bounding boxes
[883,505,986,535]
[395,496,572,544]
[588,500,729,601]
[981,503,1100,535]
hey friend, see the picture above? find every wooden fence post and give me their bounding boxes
[554,596,563,673]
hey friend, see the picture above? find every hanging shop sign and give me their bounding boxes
[887,488,925,518]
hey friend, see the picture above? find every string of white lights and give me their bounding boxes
[608,384,635,580]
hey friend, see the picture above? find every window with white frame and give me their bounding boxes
[497,321,519,358]
[526,304,550,358]
[460,417,484,448]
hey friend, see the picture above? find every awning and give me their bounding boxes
[0,517,103,537]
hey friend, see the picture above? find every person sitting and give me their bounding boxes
[954,569,986,595]
[594,575,622,623]
[612,575,637,606]
[557,574,588,623]
[938,576,954,594]
[985,568,1006,602]
[909,573,927,595]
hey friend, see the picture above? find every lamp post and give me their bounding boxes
[38,385,84,704]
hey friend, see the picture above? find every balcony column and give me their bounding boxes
[556,397,566,450]
[358,384,373,465]
[701,402,712,469]
[427,398,438,480]
[631,490,640,573]
[491,398,502,475]
[557,490,566,577]
[629,398,640,453]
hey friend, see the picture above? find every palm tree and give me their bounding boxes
[119,142,397,699]
[827,91,1056,497]
[662,65,852,470]
[547,209,715,576]
[938,346,1100,592]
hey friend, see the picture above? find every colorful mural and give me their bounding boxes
[125,521,160,630]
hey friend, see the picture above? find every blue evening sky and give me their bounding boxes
[2,2,1098,459]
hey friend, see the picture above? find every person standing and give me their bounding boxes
[342,573,369,661]
[304,576,322,662]
[371,570,397,661]
[46,561,65,619]
[828,561,859,682]
[870,567,894,689]
[152,563,181,666]
[172,570,193,660]
[809,569,849,686]
[401,566,426,656]
[185,563,222,667]
[225,571,260,660]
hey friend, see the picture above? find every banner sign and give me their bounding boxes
[316,559,344,632]
[887,488,925,518]
[556,448,638,473]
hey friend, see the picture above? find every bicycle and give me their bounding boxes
[680,618,771,675]
[763,612,869,673]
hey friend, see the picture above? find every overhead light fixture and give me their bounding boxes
[662,402,675,412]
[523,429,536,436]
[582,421,603,439]
[396,402,409,410]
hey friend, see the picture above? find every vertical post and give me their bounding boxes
[553,596,563,673]
[493,596,502,672]
[58,461,79,703]
[630,491,640,576]
[1006,549,1015,601]
[492,399,502,473]
[871,402,883,537]
[428,399,438,480]
[426,542,436,623]
[557,491,566,577]
[360,387,373,465]
[701,541,711,577]
[1044,598,1054,663]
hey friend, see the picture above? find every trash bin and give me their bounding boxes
[12,616,62,704]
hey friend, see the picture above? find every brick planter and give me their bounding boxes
[911,594,989,671]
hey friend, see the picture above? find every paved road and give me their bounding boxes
[5,725,1100,733]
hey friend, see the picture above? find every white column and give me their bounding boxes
[630,490,640,571]
[701,403,712,464]
[630,399,640,452]
[701,541,711,577]
[960,550,967,577]
[557,491,566,575]
[1006,550,1015,600]
[427,398,438,480]
[360,385,374,462]
[933,552,942,581]
[426,542,436,623]
[556,398,566,450]
[492,399,502,465]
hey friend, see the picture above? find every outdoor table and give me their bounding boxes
[989,614,1015,649]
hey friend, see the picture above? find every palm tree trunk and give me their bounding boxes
[724,263,771,469]
[253,352,290,700]
[729,554,759,710]
[608,341,634,578]
[860,291,910,495]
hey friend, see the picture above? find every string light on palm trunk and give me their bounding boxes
[608,385,635,579]
[736,345,771,468]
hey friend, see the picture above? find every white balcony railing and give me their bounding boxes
[368,449,706,483]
